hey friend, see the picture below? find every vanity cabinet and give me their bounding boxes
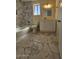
[40,19,56,32]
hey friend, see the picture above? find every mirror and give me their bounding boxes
[45,9,52,16]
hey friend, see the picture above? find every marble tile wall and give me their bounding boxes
[16,0,33,27]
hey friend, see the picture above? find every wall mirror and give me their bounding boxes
[45,9,52,16]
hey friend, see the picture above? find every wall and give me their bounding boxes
[32,0,56,24]
[16,0,58,32]
[16,0,24,27]
[16,0,33,27]
[32,0,56,32]
[32,1,41,25]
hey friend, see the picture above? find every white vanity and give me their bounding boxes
[40,19,56,32]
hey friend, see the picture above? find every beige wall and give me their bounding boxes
[32,0,56,24]
[32,0,56,32]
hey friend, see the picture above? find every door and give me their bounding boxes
[57,7,62,57]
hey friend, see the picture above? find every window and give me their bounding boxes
[33,4,40,15]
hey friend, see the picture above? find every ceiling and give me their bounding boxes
[21,0,55,2]
[18,0,62,4]
[21,0,35,1]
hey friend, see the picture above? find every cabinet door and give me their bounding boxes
[40,20,56,32]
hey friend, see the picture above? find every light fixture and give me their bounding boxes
[47,4,52,8]
[44,5,48,8]
[44,4,52,9]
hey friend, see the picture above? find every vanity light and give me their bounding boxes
[44,4,52,9]
[47,4,52,8]
[44,5,48,8]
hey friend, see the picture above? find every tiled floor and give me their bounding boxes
[16,30,60,59]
